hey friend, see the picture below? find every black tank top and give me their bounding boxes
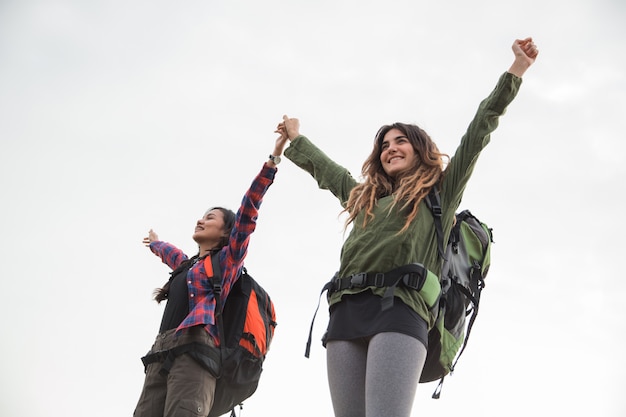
[159,264,192,333]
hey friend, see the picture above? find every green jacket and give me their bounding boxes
[284,72,522,328]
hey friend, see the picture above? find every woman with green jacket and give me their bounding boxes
[279,38,538,417]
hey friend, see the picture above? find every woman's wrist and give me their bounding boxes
[267,153,281,167]
[508,61,530,78]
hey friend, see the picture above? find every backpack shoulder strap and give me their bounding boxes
[204,251,226,375]
[304,277,335,358]
[204,251,223,297]
[426,186,446,260]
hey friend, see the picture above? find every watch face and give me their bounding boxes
[271,155,281,164]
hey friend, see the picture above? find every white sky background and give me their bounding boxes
[1,0,625,416]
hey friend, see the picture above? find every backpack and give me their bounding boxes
[141,253,277,417]
[421,187,493,398]
[205,254,277,417]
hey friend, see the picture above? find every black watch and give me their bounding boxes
[268,154,281,165]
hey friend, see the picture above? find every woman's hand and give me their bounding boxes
[268,115,299,167]
[508,37,538,78]
[275,121,287,140]
[143,229,159,247]
[268,124,289,167]
[281,115,300,140]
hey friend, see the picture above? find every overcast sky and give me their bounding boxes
[1,0,625,416]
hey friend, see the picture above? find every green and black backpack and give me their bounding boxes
[422,187,493,398]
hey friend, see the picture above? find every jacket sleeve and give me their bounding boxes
[441,72,522,215]
[218,163,276,302]
[149,241,189,270]
[284,135,358,206]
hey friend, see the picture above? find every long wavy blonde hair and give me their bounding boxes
[343,122,448,233]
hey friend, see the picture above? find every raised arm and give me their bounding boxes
[223,127,285,265]
[440,37,539,227]
[280,115,358,205]
[142,229,189,270]
[217,134,282,303]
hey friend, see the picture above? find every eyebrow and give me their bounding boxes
[382,135,408,144]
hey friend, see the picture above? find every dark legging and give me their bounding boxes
[326,332,427,417]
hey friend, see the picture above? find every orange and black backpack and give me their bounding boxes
[204,253,277,417]
[142,252,277,417]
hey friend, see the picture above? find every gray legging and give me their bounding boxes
[326,332,427,417]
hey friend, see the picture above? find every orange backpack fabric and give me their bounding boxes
[204,255,277,417]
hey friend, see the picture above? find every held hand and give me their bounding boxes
[272,133,289,158]
[274,122,288,145]
[282,115,300,140]
[143,229,159,247]
[275,121,287,139]
[508,37,538,78]
[268,125,289,167]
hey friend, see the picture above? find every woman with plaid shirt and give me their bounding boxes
[133,132,287,417]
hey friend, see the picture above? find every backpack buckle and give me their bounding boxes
[374,273,385,287]
[349,273,366,288]
[402,272,424,291]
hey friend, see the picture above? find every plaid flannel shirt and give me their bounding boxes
[149,163,276,345]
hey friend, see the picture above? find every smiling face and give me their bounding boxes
[192,208,227,248]
[380,128,418,178]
